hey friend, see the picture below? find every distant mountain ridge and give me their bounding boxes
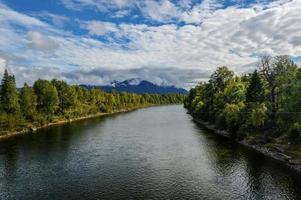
[80,79,188,94]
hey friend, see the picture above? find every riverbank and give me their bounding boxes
[0,105,154,141]
[192,117,301,173]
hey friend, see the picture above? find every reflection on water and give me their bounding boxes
[0,105,300,200]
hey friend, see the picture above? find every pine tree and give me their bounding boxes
[246,70,264,104]
[0,69,20,114]
[0,69,9,107]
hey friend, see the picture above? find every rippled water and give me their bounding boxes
[0,105,301,200]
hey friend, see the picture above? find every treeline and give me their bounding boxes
[185,55,301,148]
[0,70,185,133]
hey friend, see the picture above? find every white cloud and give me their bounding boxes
[60,0,137,11]
[0,0,301,88]
[0,3,48,28]
[113,9,131,18]
[28,31,59,52]
[180,0,223,24]
[139,0,180,22]
[80,21,119,36]
[0,57,6,75]
[31,11,69,27]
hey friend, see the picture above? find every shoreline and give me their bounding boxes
[0,105,152,141]
[192,117,301,173]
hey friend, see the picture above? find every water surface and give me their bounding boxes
[0,105,301,199]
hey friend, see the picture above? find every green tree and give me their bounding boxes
[258,55,297,119]
[33,79,59,115]
[19,83,37,120]
[222,77,246,104]
[245,70,264,104]
[223,102,245,133]
[0,69,20,114]
[247,103,268,127]
[52,79,77,113]
[281,68,301,126]
[209,66,234,91]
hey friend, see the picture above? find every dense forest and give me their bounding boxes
[0,70,185,134]
[185,55,301,160]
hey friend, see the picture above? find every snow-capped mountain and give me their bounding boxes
[110,78,142,87]
[81,79,187,94]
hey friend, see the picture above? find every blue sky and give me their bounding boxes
[0,0,300,88]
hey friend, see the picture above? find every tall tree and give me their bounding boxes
[33,79,59,115]
[209,66,234,91]
[0,69,20,114]
[245,70,264,104]
[19,83,37,120]
[258,55,297,119]
[52,79,77,113]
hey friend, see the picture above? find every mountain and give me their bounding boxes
[80,79,188,94]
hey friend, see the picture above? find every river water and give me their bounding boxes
[0,105,300,200]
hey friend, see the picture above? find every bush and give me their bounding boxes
[0,113,27,131]
[288,123,301,144]
[248,103,268,127]
[33,114,47,125]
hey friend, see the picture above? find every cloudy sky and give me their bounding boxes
[0,0,301,88]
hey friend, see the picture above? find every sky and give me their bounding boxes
[0,0,301,88]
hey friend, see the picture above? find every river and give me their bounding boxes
[0,105,300,199]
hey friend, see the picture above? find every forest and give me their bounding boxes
[0,70,185,134]
[185,55,301,160]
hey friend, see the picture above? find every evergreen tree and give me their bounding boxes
[245,70,264,104]
[0,69,20,114]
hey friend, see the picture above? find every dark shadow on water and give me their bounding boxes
[191,119,301,200]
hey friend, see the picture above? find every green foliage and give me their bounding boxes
[246,70,264,104]
[223,78,246,104]
[247,103,268,127]
[209,66,234,91]
[0,70,185,132]
[195,101,204,113]
[0,113,26,132]
[288,123,301,144]
[34,79,59,115]
[185,55,301,146]
[52,80,78,113]
[0,69,20,114]
[19,83,37,121]
[259,55,298,118]
[223,102,245,132]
